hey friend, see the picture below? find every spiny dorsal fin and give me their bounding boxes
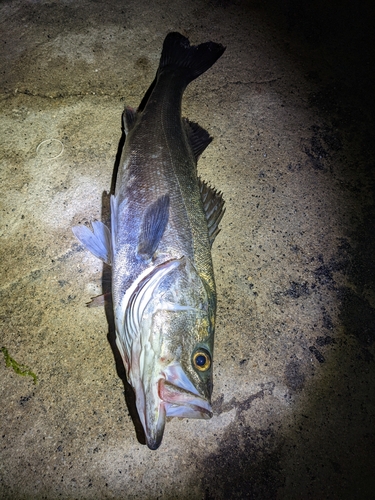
[183,119,213,162]
[137,194,170,261]
[199,178,225,247]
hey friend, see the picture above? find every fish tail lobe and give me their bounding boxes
[159,32,225,84]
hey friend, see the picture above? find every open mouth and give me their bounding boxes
[160,362,212,418]
[139,362,212,450]
[160,379,213,418]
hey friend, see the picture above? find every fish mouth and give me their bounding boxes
[138,362,212,450]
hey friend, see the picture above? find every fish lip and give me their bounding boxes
[133,374,167,450]
[159,362,213,417]
[159,378,213,417]
[144,403,166,450]
[138,362,212,449]
[146,436,162,451]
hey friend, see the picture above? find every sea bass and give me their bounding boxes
[72,32,225,449]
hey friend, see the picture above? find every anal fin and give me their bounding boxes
[183,119,212,161]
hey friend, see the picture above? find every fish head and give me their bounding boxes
[116,257,215,450]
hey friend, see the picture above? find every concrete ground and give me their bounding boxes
[1,0,374,498]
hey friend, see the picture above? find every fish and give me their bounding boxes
[72,32,225,449]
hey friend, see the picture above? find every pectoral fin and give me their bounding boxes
[137,194,170,261]
[72,221,112,265]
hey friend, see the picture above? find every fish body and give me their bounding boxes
[73,32,225,449]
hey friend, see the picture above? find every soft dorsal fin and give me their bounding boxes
[199,178,225,246]
[137,76,157,112]
[183,119,213,161]
[122,107,138,134]
[137,194,170,261]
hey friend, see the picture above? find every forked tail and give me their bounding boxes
[138,32,225,111]
[159,31,226,82]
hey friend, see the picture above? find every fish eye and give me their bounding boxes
[192,349,211,372]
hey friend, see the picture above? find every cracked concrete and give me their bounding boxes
[1,0,375,498]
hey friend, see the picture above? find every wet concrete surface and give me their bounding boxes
[1,0,375,498]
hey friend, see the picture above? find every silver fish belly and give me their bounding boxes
[73,32,225,449]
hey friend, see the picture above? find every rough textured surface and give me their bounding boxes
[1,0,374,498]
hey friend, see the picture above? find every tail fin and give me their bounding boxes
[137,32,225,112]
[159,32,226,82]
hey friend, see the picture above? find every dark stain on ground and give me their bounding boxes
[275,238,354,310]
[309,345,325,363]
[303,123,342,171]
[308,225,375,355]
[200,424,283,500]
[284,360,305,391]
[316,335,335,346]
[213,382,275,417]
[321,307,334,330]
[284,281,310,299]
[181,383,283,498]
[339,288,375,347]
[135,56,150,71]
[303,125,329,171]
[312,244,350,290]
[324,208,375,353]
[345,205,375,295]
[19,394,34,406]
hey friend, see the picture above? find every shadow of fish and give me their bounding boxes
[73,32,225,450]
